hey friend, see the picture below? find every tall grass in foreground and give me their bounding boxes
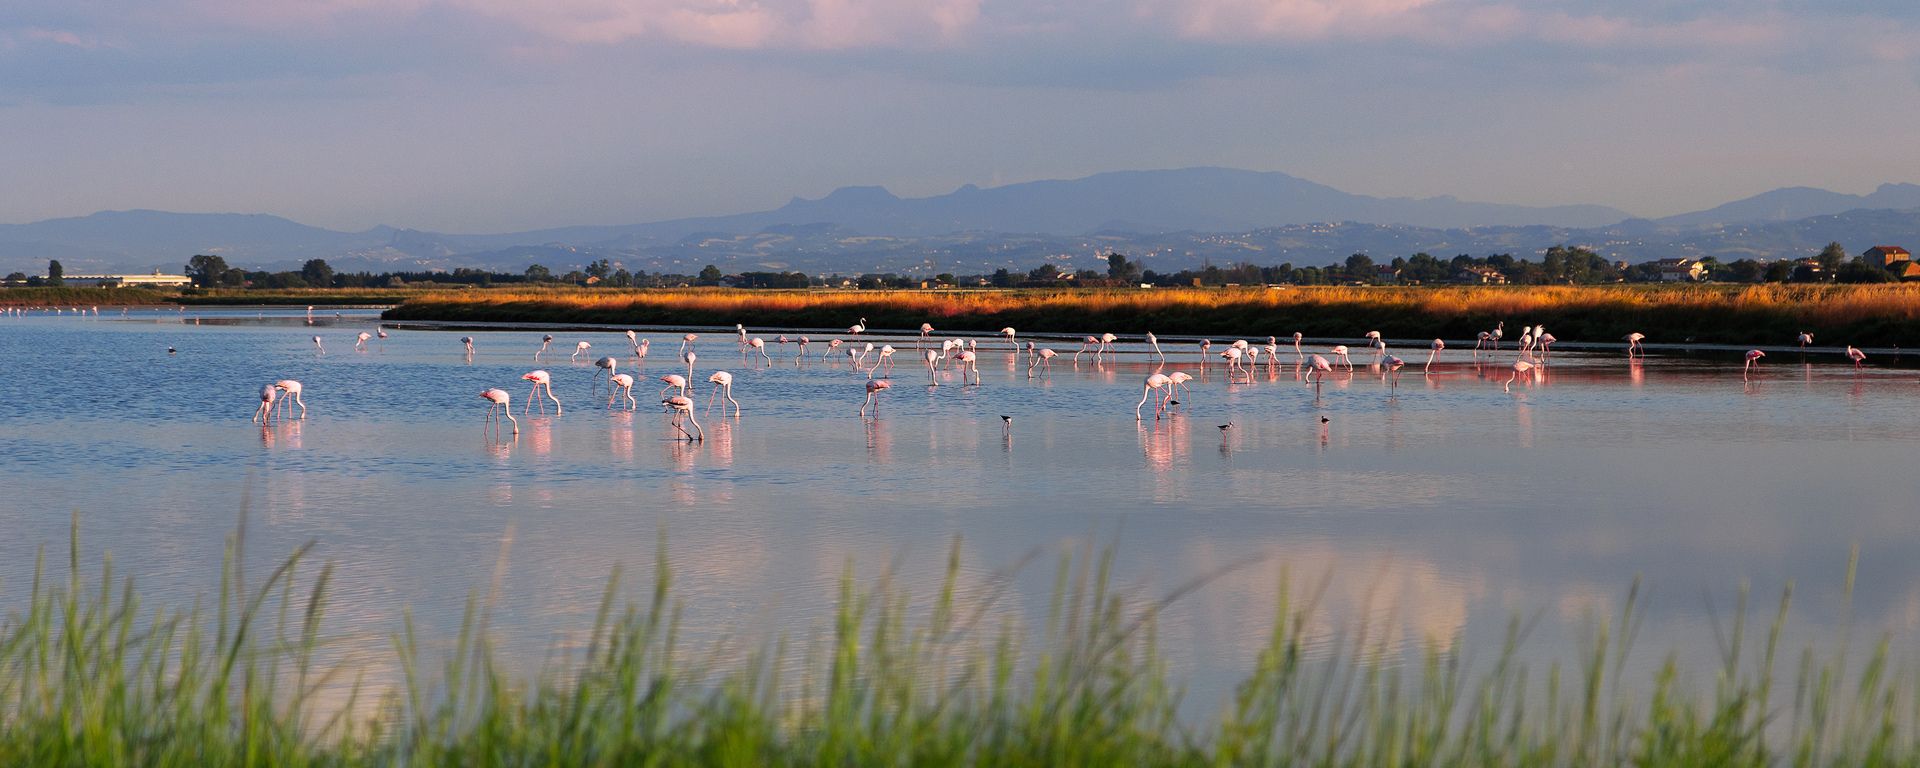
[4,516,1917,766]
[383,284,1920,346]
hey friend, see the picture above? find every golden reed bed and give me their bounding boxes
[383,284,1920,347]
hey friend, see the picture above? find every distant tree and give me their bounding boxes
[1106,253,1142,283]
[4,271,26,282]
[186,254,231,287]
[1027,264,1061,282]
[300,259,334,288]
[609,268,632,287]
[697,265,724,285]
[990,268,1014,287]
[220,267,248,287]
[46,260,64,286]
[561,270,587,284]
[934,273,956,286]
[1725,259,1765,283]
[1343,253,1374,283]
[1817,242,1848,277]
[585,259,612,281]
[524,264,553,282]
[1764,260,1795,282]
[1838,259,1896,283]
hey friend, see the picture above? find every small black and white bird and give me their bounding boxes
[167,346,176,355]
[1320,416,1330,425]
[1217,422,1233,431]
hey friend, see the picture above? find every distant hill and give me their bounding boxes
[3,170,1919,277]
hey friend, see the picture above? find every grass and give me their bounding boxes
[382,284,1920,346]
[0,286,437,308]
[0,287,178,307]
[5,514,1920,765]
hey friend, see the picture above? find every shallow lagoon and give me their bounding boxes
[2,307,1917,710]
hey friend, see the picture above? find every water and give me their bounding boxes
[2,307,1917,713]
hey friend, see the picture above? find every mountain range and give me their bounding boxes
[2,167,1917,277]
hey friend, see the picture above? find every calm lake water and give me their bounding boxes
[3,307,1918,711]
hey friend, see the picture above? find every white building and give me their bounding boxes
[50,271,194,288]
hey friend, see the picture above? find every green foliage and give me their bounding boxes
[45,259,64,286]
[697,265,724,286]
[301,258,335,288]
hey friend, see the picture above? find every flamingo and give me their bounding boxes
[1490,321,1505,350]
[1292,332,1304,361]
[748,337,772,366]
[1384,356,1405,388]
[1073,336,1098,363]
[538,334,554,360]
[854,342,875,370]
[679,333,699,356]
[919,323,934,348]
[860,379,891,417]
[625,330,638,352]
[955,350,980,385]
[312,335,325,354]
[1517,329,1534,357]
[1305,354,1333,385]
[480,389,519,434]
[592,356,618,392]
[462,336,474,356]
[1474,331,1491,354]
[683,350,698,386]
[707,371,741,416]
[735,323,747,348]
[635,338,650,362]
[571,341,592,361]
[925,349,941,385]
[1028,348,1057,378]
[1146,332,1165,363]
[1847,345,1866,369]
[1098,333,1118,360]
[1000,327,1016,351]
[273,380,306,420]
[1425,339,1444,373]
[1262,337,1280,373]
[252,383,278,423]
[1135,373,1173,420]
[849,317,867,335]
[1198,339,1212,371]
[875,344,896,374]
[797,336,810,361]
[664,395,703,441]
[1330,345,1353,371]
[1742,349,1766,380]
[607,373,636,410]
[1504,360,1534,392]
[1364,330,1382,353]
[1624,332,1645,358]
[825,339,844,360]
[1537,333,1556,357]
[1168,371,1194,402]
[355,331,371,350]
[522,370,562,414]
[1798,332,1813,350]
[1221,347,1247,382]
[377,328,389,341]
[658,374,689,398]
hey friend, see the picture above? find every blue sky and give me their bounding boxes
[3,0,1917,232]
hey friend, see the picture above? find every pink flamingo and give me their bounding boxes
[571,341,592,361]
[355,331,371,350]
[273,380,306,420]
[624,330,638,352]
[955,350,980,385]
[1073,336,1098,363]
[1098,333,1118,360]
[1743,349,1766,380]
[592,356,618,392]
[522,370,562,413]
[1330,345,1353,371]
[1505,360,1534,392]
[875,344,896,374]
[1146,332,1165,363]
[707,371,740,416]
[252,383,278,423]
[1000,327,1016,351]
[748,337,772,366]
[825,338,844,360]
[925,349,941,385]
[848,318,867,335]
[1847,345,1866,369]
[1168,371,1194,402]
[1537,333,1556,357]
[1221,347,1247,382]
[537,334,554,360]
[683,350,697,384]
[1028,348,1057,378]
[1135,373,1173,420]
[680,333,699,356]
[1425,339,1444,373]
[1489,321,1505,350]
[607,374,636,410]
[1292,332,1304,361]
[1384,356,1405,388]
[860,379,891,417]
[796,336,810,361]
[480,389,519,435]
[1474,331,1491,355]
[1624,332,1645,358]
[735,323,748,349]
[658,374,689,398]
[312,336,325,354]
[664,395,703,440]
[635,338,650,363]
[1305,354,1333,385]
[377,328,389,340]
[1798,332,1813,350]
[1198,339,1212,371]
[1262,338,1280,373]
[919,323,934,348]
[462,336,474,356]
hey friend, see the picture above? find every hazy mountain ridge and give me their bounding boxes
[2,169,1918,276]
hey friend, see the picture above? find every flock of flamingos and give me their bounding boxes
[203,305,1884,442]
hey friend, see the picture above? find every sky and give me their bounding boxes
[3,0,1918,233]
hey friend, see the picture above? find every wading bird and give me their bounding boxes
[1305,354,1334,385]
[462,336,474,356]
[273,380,306,420]
[1847,345,1866,369]
[1000,327,1016,351]
[1135,373,1173,420]
[1028,348,1056,378]
[955,350,980,385]
[1330,345,1353,371]
[925,349,941,385]
[658,374,689,398]
[1798,332,1813,350]
[1744,349,1766,380]
[1624,332,1645,359]
[355,332,371,350]
[1168,371,1195,402]
[1146,332,1165,363]
[312,336,325,354]
[252,383,277,423]
[860,379,891,418]
[480,388,518,434]
[707,371,741,416]
[571,341,592,361]
[848,318,867,335]
[522,370,562,414]
[920,323,934,347]
[680,333,699,356]
[1425,339,1444,373]
[1505,360,1534,393]
[607,373,636,410]
[537,334,553,360]
[592,356,618,392]
[664,395,703,441]
[748,337,772,366]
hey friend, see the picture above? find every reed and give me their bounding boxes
[0,286,176,307]
[382,284,1920,346]
[2,515,1915,765]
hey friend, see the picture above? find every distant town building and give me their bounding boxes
[1863,246,1912,269]
[1651,257,1705,282]
[42,271,193,288]
[1453,266,1507,285]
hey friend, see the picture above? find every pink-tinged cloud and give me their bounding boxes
[1141,0,1440,42]
[23,27,107,49]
